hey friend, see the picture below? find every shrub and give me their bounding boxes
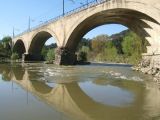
[11,53,19,60]
[46,49,55,62]
[78,51,87,62]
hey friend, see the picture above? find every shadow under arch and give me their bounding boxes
[66,8,157,52]
[11,64,25,81]
[28,30,58,60]
[13,39,26,58]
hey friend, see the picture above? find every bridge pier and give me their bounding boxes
[54,47,77,65]
[22,54,44,61]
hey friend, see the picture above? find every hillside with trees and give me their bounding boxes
[77,30,149,65]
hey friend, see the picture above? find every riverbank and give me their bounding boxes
[132,57,160,85]
[90,61,132,67]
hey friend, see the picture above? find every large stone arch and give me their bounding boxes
[28,29,58,60]
[66,8,159,52]
[13,39,26,58]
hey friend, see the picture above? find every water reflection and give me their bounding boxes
[0,63,160,120]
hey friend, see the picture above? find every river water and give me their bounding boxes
[0,63,160,120]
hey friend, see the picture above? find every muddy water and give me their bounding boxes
[0,63,160,120]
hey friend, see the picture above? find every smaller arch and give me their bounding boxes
[28,29,58,57]
[13,39,26,58]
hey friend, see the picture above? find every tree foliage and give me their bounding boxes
[46,49,55,62]
[11,53,19,60]
[0,36,12,59]
[77,51,87,62]
[91,34,109,53]
[77,30,148,65]
[41,43,57,60]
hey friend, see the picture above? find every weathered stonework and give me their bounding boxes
[54,48,77,65]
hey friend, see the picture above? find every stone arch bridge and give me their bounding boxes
[12,0,160,65]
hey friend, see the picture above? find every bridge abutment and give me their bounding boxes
[54,48,77,65]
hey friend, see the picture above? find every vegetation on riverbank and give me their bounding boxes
[77,30,149,65]
[0,36,12,62]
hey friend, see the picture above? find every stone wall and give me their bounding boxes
[134,54,160,84]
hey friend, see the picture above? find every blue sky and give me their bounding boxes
[0,0,127,43]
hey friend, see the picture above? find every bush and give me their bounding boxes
[46,49,55,62]
[11,53,19,60]
[78,51,87,62]
[41,47,48,60]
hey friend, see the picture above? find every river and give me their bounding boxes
[0,63,160,120]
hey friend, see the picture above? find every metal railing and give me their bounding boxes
[14,0,110,38]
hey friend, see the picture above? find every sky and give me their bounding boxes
[0,0,127,44]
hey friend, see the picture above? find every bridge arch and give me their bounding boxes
[13,39,26,58]
[66,8,158,52]
[30,81,53,94]
[28,29,59,56]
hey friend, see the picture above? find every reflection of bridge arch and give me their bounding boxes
[12,75,145,120]
[31,81,52,94]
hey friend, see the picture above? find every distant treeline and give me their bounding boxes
[77,30,149,65]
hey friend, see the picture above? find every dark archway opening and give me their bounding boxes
[28,31,57,61]
[13,40,26,59]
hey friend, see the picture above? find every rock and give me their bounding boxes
[151,68,158,75]
[44,61,53,64]
[131,66,141,71]
[133,56,160,86]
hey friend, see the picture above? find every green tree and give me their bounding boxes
[11,53,19,60]
[76,30,147,65]
[1,36,12,49]
[122,31,144,64]
[91,34,109,53]
[0,36,12,59]
[77,38,91,51]
[46,49,55,62]
[77,51,87,62]
[41,47,48,60]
